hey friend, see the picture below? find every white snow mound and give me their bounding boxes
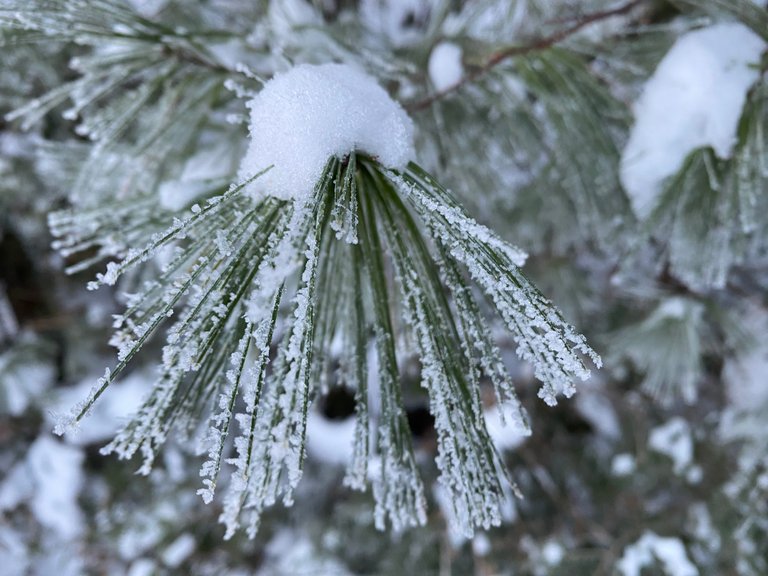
[620,23,765,219]
[239,63,414,201]
[428,42,463,92]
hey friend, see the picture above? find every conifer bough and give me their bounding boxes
[52,62,599,537]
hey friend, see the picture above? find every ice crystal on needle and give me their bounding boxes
[50,62,598,538]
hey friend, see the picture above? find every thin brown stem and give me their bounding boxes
[406,0,645,112]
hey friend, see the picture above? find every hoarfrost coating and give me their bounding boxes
[620,23,765,219]
[238,63,414,201]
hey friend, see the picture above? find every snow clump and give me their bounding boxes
[239,63,414,202]
[428,42,463,91]
[620,23,765,219]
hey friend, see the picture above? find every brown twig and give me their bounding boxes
[405,0,645,112]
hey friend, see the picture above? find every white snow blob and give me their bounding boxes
[620,23,765,219]
[239,63,415,202]
[428,42,464,92]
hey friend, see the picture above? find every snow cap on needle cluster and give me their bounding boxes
[239,63,415,201]
[620,23,765,219]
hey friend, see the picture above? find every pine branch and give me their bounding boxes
[406,0,647,112]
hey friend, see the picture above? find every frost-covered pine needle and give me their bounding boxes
[50,62,599,539]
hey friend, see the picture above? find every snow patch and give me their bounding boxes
[617,531,698,576]
[0,437,85,540]
[722,307,768,413]
[127,559,158,576]
[49,370,153,445]
[575,386,621,440]
[649,417,693,475]
[258,529,353,575]
[620,23,765,219]
[28,437,85,539]
[239,63,414,201]
[0,347,55,416]
[305,411,356,466]
[520,536,566,573]
[0,285,18,342]
[472,533,491,556]
[0,527,29,576]
[541,540,565,566]
[688,502,721,554]
[125,0,168,17]
[428,42,464,92]
[268,0,321,40]
[159,139,237,211]
[360,0,435,47]
[611,453,636,477]
[656,297,690,320]
[161,533,196,568]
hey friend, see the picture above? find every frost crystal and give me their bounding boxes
[238,63,414,201]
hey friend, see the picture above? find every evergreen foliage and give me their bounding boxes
[2,0,768,574]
